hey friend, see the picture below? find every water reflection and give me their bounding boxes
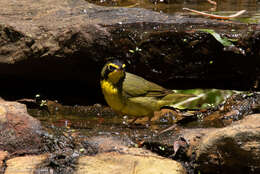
[86,0,260,21]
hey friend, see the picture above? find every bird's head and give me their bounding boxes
[101,60,126,85]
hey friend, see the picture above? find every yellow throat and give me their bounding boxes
[100,79,124,113]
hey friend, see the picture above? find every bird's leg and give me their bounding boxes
[145,117,152,128]
[129,117,138,125]
[127,117,144,129]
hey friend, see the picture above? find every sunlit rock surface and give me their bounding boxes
[5,154,48,174]
[77,152,187,174]
[77,136,186,174]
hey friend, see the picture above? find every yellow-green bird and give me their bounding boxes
[100,60,193,123]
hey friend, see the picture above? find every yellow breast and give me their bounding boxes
[100,80,124,112]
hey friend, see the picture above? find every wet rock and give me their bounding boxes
[171,114,260,174]
[5,154,48,174]
[38,126,81,174]
[194,114,260,174]
[82,136,133,154]
[197,93,260,127]
[141,113,260,173]
[0,99,43,154]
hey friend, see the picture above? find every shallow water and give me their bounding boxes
[29,88,238,138]
[86,0,260,23]
[25,89,258,148]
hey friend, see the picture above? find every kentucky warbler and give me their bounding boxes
[100,60,193,122]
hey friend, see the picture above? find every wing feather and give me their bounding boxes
[122,72,172,98]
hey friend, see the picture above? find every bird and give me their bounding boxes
[100,60,194,124]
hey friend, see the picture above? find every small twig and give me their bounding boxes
[158,124,177,135]
[183,8,246,20]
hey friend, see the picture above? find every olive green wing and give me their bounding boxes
[122,72,172,97]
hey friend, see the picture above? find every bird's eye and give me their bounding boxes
[108,65,116,72]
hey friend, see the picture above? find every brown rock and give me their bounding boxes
[76,151,186,174]
[0,100,43,154]
[5,154,48,174]
[81,136,186,174]
[85,136,133,153]
[195,114,260,174]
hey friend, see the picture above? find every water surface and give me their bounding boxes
[86,0,260,22]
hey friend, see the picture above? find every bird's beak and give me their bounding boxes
[117,64,125,71]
